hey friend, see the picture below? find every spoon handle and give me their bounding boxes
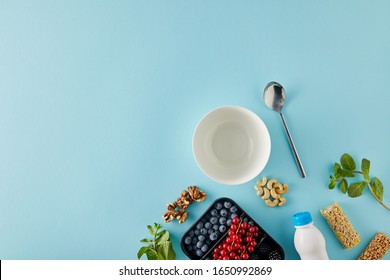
[279,112,306,178]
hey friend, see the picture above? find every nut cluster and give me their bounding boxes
[163,186,206,223]
[254,177,288,207]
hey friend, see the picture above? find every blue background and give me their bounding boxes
[1,0,389,260]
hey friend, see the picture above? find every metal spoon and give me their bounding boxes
[263,81,306,178]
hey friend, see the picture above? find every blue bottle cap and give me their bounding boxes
[292,211,313,226]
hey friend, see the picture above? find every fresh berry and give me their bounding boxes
[220,208,228,217]
[219,217,227,225]
[184,236,192,245]
[224,201,232,208]
[201,244,209,253]
[219,225,227,233]
[215,202,223,210]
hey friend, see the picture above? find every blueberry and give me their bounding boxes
[220,208,228,217]
[215,202,223,210]
[243,217,249,223]
[226,219,232,226]
[231,213,238,219]
[210,216,218,224]
[224,201,232,208]
[196,240,204,249]
[196,222,204,230]
[230,205,238,213]
[198,235,206,241]
[200,228,207,235]
[204,222,212,229]
[194,229,200,235]
[213,224,219,231]
[188,230,194,237]
[207,229,213,234]
[195,249,203,257]
[201,244,209,253]
[219,217,227,225]
[184,236,192,245]
[209,232,219,241]
[210,209,218,216]
[192,237,198,244]
[219,225,227,232]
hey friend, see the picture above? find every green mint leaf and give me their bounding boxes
[154,223,162,232]
[156,230,170,246]
[339,169,355,178]
[334,163,342,179]
[361,158,370,181]
[340,178,348,194]
[146,249,158,260]
[328,175,337,189]
[372,177,384,202]
[340,153,356,171]
[137,246,151,259]
[348,181,366,197]
[147,225,154,236]
[157,241,176,260]
[140,238,152,243]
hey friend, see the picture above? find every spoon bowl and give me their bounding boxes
[263,81,286,112]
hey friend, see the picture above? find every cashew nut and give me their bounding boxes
[265,199,279,207]
[257,176,267,187]
[256,187,264,196]
[261,187,270,200]
[270,188,280,199]
[278,197,286,206]
[273,182,283,194]
[282,184,288,194]
[266,178,277,190]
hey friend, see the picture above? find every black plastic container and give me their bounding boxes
[180,197,285,260]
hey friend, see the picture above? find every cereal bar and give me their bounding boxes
[320,202,360,250]
[357,232,390,260]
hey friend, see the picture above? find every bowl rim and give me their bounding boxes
[192,105,271,185]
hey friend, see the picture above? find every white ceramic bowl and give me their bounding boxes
[192,106,271,185]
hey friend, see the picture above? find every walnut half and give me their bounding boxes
[188,186,206,202]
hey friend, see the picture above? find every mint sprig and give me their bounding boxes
[329,153,389,212]
[137,223,176,260]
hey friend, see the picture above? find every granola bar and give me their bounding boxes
[357,232,390,260]
[320,202,360,250]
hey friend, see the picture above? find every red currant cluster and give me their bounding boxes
[212,216,259,260]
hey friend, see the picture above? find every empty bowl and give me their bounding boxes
[192,106,271,185]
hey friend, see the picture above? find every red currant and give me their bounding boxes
[245,236,253,243]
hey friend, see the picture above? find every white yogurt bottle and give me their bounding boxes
[292,211,329,260]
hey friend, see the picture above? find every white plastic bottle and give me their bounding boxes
[292,211,329,260]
